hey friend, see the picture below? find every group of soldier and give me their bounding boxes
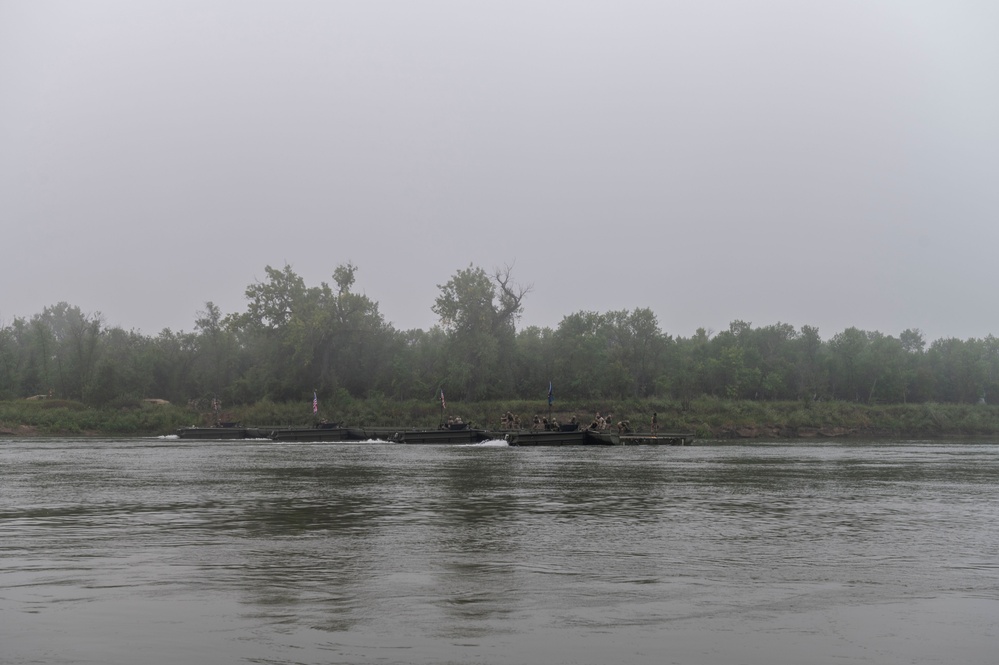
[499,411,573,431]
[612,411,658,434]
[499,411,522,430]
[443,415,466,428]
[498,410,660,434]
[588,412,634,433]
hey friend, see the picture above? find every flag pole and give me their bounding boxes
[547,382,553,426]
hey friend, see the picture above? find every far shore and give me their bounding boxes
[4,397,999,440]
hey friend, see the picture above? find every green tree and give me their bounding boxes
[668,327,712,408]
[299,263,395,398]
[433,264,530,400]
[84,326,157,405]
[191,302,242,401]
[626,308,670,397]
[26,303,104,401]
[553,311,608,398]
[792,325,827,400]
[828,327,873,401]
[748,322,798,400]
[0,321,18,399]
[236,264,312,400]
[513,325,555,398]
[234,262,395,404]
[927,337,988,403]
[702,321,760,399]
[386,327,447,400]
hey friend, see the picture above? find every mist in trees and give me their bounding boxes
[2,262,998,407]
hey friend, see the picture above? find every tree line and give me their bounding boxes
[2,263,998,408]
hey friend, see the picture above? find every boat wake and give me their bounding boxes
[464,439,510,447]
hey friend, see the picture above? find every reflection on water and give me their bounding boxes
[2,439,998,664]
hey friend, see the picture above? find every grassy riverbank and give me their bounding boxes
[3,396,999,439]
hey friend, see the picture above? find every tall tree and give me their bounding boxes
[553,311,609,398]
[299,263,394,398]
[237,264,313,400]
[191,302,242,401]
[792,325,827,400]
[432,264,530,400]
[27,303,104,401]
[828,327,874,401]
[513,325,555,398]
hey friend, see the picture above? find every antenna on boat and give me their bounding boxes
[438,387,446,428]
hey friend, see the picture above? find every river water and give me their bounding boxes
[2,438,997,665]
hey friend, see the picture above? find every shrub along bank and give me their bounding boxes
[3,397,999,439]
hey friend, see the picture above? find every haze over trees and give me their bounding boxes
[2,263,998,407]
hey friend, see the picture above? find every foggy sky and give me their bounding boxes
[2,0,998,342]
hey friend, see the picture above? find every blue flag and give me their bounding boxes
[548,382,554,405]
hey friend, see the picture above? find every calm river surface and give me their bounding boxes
[2,438,997,665]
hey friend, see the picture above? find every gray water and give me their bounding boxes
[2,438,997,665]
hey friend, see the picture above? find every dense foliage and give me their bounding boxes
[2,263,998,409]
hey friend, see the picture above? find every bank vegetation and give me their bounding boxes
[2,396,999,440]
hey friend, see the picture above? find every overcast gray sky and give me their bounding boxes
[2,0,997,342]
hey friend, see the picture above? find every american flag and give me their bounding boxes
[440,388,446,409]
[313,391,318,414]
